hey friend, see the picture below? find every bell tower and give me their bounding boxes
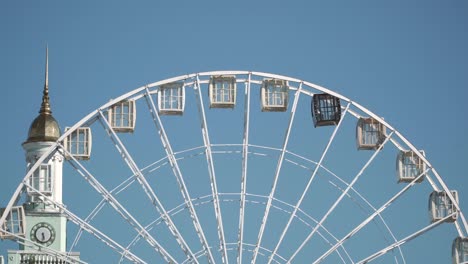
[4,48,80,263]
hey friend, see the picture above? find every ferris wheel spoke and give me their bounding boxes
[194,75,229,264]
[96,111,188,263]
[356,212,456,264]
[251,83,303,264]
[266,102,351,264]
[312,167,429,263]
[144,87,215,264]
[60,143,181,263]
[21,182,147,264]
[237,74,252,264]
[288,130,395,263]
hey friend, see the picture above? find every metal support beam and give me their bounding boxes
[251,83,303,264]
[144,87,215,264]
[194,75,229,264]
[237,74,252,264]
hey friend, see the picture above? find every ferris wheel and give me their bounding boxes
[1,70,467,263]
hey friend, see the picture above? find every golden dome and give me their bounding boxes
[26,113,61,143]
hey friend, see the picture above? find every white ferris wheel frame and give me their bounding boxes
[1,71,467,264]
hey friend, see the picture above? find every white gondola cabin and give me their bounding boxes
[0,206,25,239]
[64,127,92,160]
[158,82,185,115]
[396,150,426,183]
[261,79,289,112]
[108,100,136,133]
[209,75,236,108]
[356,118,386,150]
[453,237,468,264]
[312,93,341,127]
[429,190,458,223]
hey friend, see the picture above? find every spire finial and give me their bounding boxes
[39,46,51,115]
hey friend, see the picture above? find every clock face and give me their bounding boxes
[30,222,55,246]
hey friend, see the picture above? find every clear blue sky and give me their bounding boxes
[1,1,468,263]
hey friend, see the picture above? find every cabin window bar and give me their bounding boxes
[356,118,386,150]
[0,206,26,239]
[312,93,341,127]
[396,150,426,183]
[158,82,185,115]
[27,164,52,195]
[429,191,458,223]
[64,127,92,160]
[453,237,468,264]
[209,75,236,108]
[108,100,136,132]
[261,79,289,112]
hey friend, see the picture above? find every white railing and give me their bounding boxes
[8,251,80,264]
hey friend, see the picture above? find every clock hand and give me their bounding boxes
[42,232,45,241]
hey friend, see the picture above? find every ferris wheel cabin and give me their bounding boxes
[209,75,236,108]
[64,127,92,160]
[429,190,459,223]
[158,82,185,115]
[311,93,342,127]
[107,100,136,133]
[396,150,426,183]
[0,206,25,240]
[453,237,468,264]
[261,79,289,112]
[356,117,386,150]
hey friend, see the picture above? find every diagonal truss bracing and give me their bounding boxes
[144,87,216,264]
[194,75,229,264]
[251,83,303,264]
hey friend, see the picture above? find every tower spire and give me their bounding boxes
[39,46,51,115]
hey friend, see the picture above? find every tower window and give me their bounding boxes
[64,127,92,160]
[158,82,185,115]
[312,94,341,127]
[0,206,25,239]
[429,191,458,223]
[108,100,136,133]
[356,118,386,150]
[261,79,289,112]
[27,164,52,195]
[209,75,236,108]
[396,150,426,183]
